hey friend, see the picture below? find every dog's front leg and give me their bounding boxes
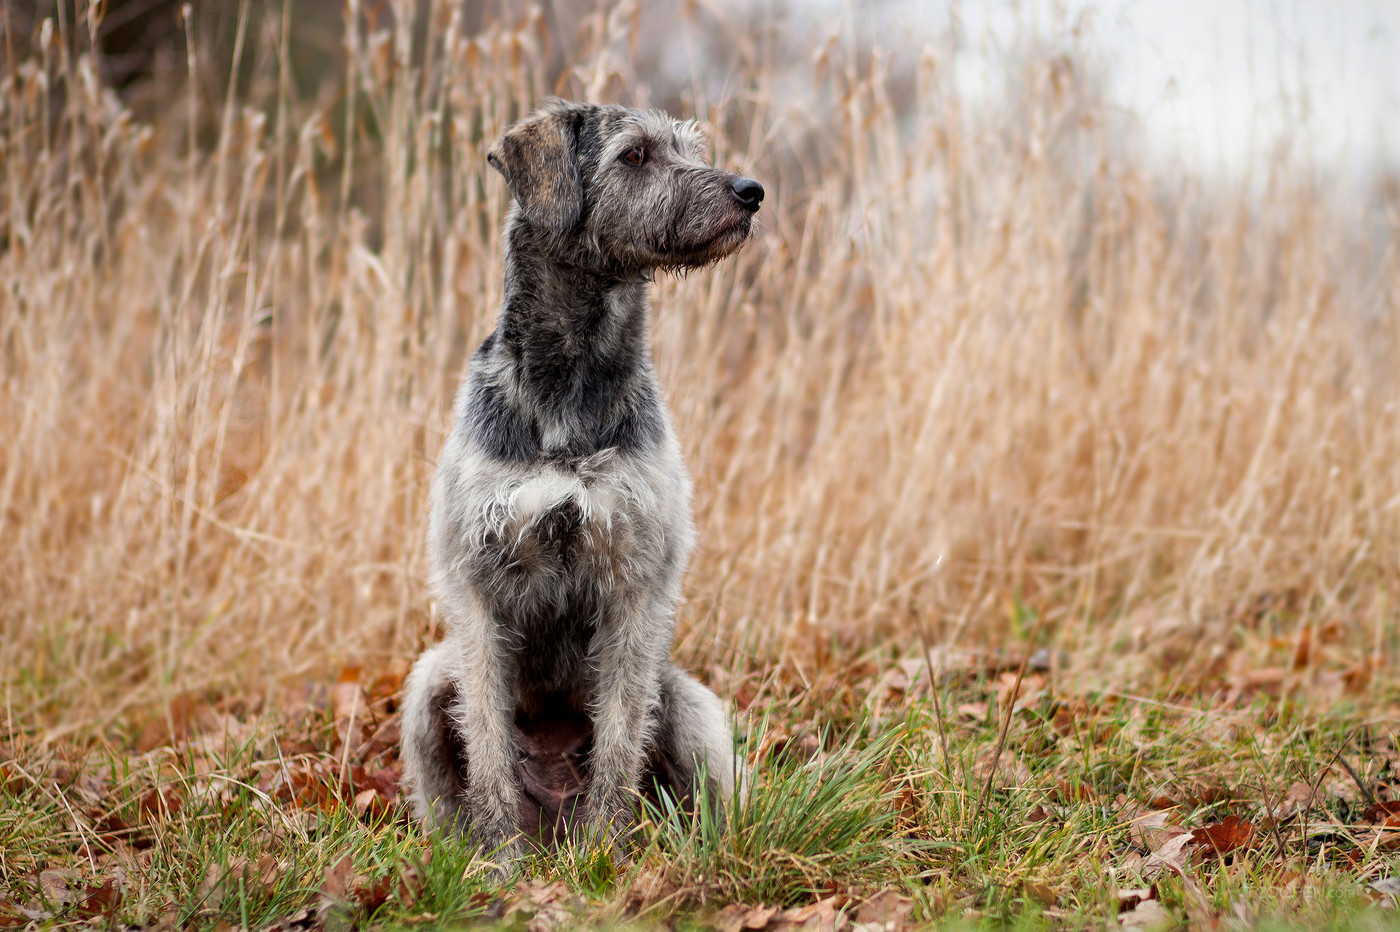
[451,622,525,866]
[584,602,667,847]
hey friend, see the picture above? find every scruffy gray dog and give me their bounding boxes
[400,99,763,863]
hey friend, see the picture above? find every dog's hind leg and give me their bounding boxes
[400,643,473,834]
[646,665,738,819]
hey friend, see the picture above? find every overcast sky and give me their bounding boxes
[848,0,1400,179]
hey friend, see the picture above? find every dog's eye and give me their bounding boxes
[622,145,647,166]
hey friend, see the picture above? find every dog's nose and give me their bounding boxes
[730,176,764,211]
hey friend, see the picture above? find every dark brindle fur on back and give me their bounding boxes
[399,99,763,863]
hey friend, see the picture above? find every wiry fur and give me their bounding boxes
[400,99,763,863]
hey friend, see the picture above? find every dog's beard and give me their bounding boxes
[664,217,753,270]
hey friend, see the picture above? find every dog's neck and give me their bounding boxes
[485,226,663,457]
[497,246,651,391]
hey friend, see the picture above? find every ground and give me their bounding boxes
[5,640,1400,930]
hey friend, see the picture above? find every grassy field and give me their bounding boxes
[3,0,1400,928]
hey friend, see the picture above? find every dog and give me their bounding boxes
[400,98,763,864]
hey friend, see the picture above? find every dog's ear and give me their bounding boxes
[487,102,582,233]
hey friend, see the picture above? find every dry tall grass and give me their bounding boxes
[3,1,1397,734]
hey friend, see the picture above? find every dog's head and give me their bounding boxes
[487,99,762,275]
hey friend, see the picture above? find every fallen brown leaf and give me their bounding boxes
[972,748,1031,789]
[777,896,846,932]
[38,868,81,908]
[136,694,222,752]
[1372,877,1400,899]
[359,766,399,801]
[1129,810,1187,852]
[395,858,426,911]
[853,889,913,931]
[353,788,383,818]
[957,702,988,721]
[1139,832,1194,878]
[361,718,402,758]
[1268,781,1318,819]
[1055,779,1094,802]
[316,854,360,926]
[1364,800,1400,824]
[1338,659,1374,694]
[1116,886,1156,912]
[74,879,122,919]
[508,879,582,932]
[258,904,317,931]
[1118,898,1172,930]
[715,903,780,932]
[1189,815,1254,857]
[368,661,410,705]
[994,671,1046,711]
[331,682,368,752]
[0,765,24,795]
[138,785,184,824]
[896,785,919,826]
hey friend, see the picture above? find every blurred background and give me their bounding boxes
[6,0,1397,178]
[2,0,1397,736]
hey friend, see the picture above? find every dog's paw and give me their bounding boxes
[581,796,638,851]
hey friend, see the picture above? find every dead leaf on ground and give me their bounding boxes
[138,785,185,824]
[777,896,846,932]
[394,856,427,911]
[507,879,583,932]
[368,661,410,705]
[1116,886,1157,912]
[1055,779,1094,803]
[1265,781,1318,819]
[205,854,282,901]
[48,760,107,804]
[316,854,359,924]
[1129,810,1187,852]
[0,764,25,795]
[619,867,675,914]
[306,850,394,912]
[1372,877,1400,899]
[262,759,344,811]
[74,879,122,919]
[348,763,400,820]
[38,869,82,908]
[852,889,914,931]
[1118,898,1172,930]
[1189,815,1254,857]
[1356,827,1400,852]
[1139,832,1194,878]
[258,905,317,931]
[972,748,1031,790]
[331,681,369,752]
[0,906,30,928]
[1364,800,1400,824]
[714,903,780,932]
[360,717,402,758]
[994,672,1046,712]
[311,854,393,926]
[136,694,223,752]
[761,732,822,765]
[895,785,920,827]
[1340,660,1375,694]
[957,702,988,721]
